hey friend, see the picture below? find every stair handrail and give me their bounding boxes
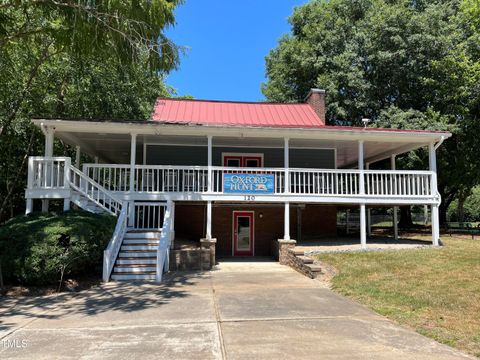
[156,201,172,283]
[103,202,129,282]
[68,164,122,216]
[68,163,126,282]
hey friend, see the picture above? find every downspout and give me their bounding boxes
[432,136,444,207]
[40,122,48,136]
[434,135,445,151]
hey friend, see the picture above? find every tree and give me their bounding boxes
[448,185,480,222]
[0,1,182,222]
[262,0,480,224]
[0,49,174,222]
[0,0,181,136]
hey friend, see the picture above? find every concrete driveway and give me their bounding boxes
[0,260,473,359]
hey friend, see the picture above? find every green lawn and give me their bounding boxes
[316,235,480,357]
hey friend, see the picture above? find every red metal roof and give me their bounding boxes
[150,98,325,128]
[149,98,450,136]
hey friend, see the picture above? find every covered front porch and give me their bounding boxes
[26,119,447,250]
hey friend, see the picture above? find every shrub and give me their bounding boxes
[0,210,116,285]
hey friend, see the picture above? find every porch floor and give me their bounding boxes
[296,236,432,254]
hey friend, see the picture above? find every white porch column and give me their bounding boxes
[26,157,34,214]
[93,156,99,179]
[63,198,71,211]
[366,162,372,236]
[129,133,137,192]
[41,200,49,212]
[75,145,81,168]
[206,201,212,239]
[284,138,289,193]
[128,133,137,227]
[360,204,366,249]
[170,201,175,246]
[91,156,99,183]
[284,202,290,240]
[63,157,71,212]
[25,199,33,215]
[391,154,399,240]
[429,142,440,246]
[42,126,55,212]
[358,140,366,248]
[431,204,440,246]
[358,140,365,194]
[207,135,213,192]
[44,126,54,157]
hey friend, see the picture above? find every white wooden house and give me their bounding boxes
[25,89,450,281]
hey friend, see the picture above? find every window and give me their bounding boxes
[245,158,260,167]
[225,157,241,167]
[222,153,264,167]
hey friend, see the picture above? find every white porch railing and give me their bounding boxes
[365,170,432,197]
[133,202,166,230]
[156,202,172,283]
[81,163,436,198]
[102,202,128,281]
[69,165,123,215]
[27,157,123,215]
[28,157,69,189]
[288,169,360,195]
[29,159,437,199]
[135,166,208,193]
[83,164,131,192]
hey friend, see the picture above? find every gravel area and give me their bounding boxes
[296,237,433,255]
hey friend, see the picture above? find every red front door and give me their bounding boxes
[233,211,254,256]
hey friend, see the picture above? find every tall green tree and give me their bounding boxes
[0,1,182,222]
[0,0,182,136]
[263,0,480,223]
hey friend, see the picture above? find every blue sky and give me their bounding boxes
[166,0,307,102]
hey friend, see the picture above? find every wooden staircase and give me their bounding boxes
[71,193,105,214]
[111,231,161,281]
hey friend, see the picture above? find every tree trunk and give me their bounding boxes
[438,186,457,226]
[457,196,466,223]
[439,202,448,225]
[398,206,413,228]
[0,43,53,138]
[0,260,4,289]
[0,130,36,221]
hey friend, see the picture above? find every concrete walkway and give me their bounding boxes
[0,260,473,359]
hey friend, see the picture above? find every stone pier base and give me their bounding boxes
[277,239,296,265]
[200,238,217,269]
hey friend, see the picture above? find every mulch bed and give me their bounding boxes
[0,276,102,297]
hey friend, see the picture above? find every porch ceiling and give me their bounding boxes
[35,119,450,167]
[54,130,433,168]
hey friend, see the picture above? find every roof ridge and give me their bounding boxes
[155,97,309,106]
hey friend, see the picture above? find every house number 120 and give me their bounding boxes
[244,195,256,201]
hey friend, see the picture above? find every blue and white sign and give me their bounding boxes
[223,173,275,194]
